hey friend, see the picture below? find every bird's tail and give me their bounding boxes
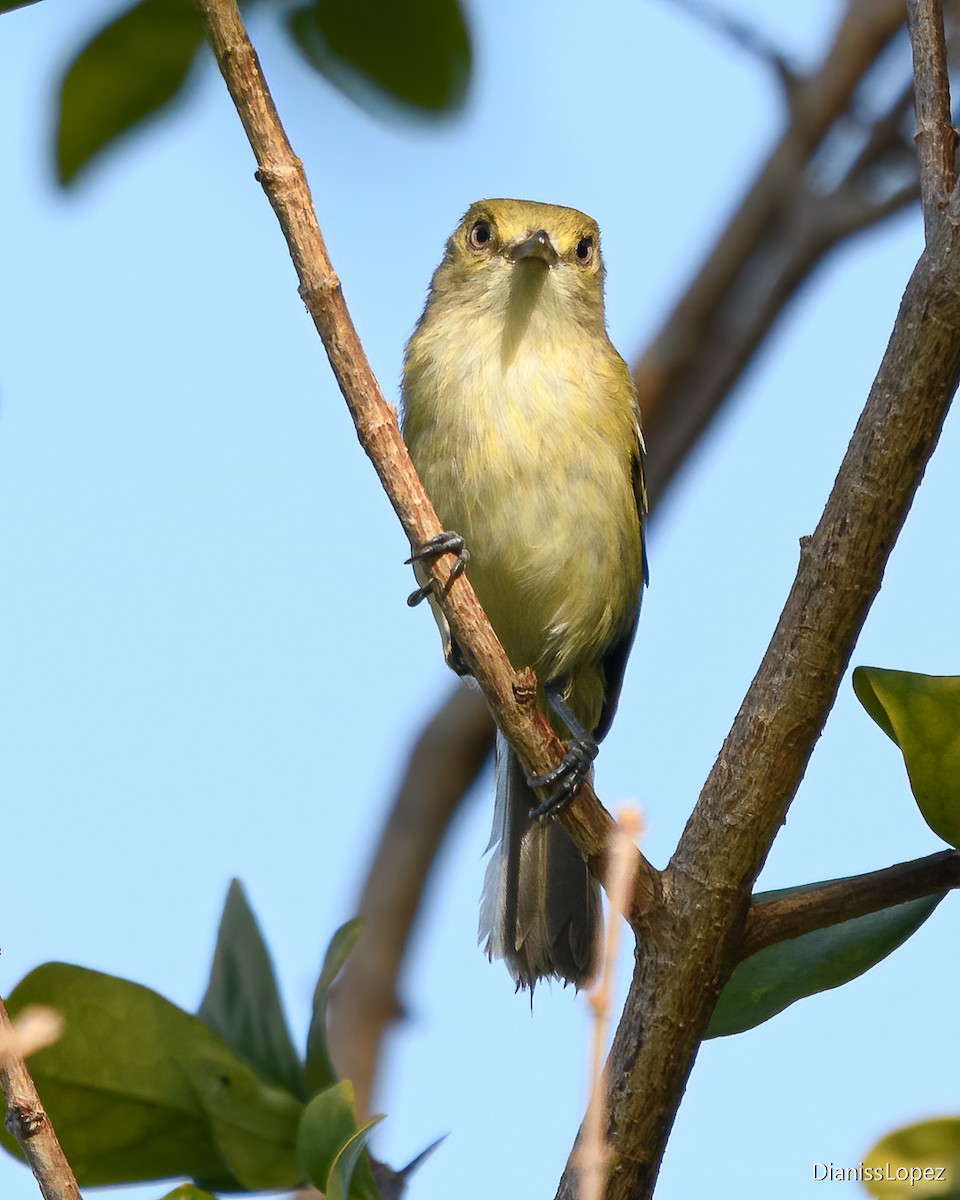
[479,732,601,990]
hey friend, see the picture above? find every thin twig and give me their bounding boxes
[191,0,662,922]
[574,807,643,1200]
[907,0,957,239]
[0,997,80,1200]
[742,850,960,958]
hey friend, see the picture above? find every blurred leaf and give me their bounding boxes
[0,963,302,1190]
[198,879,304,1100]
[305,917,363,1097]
[157,1187,218,1200]
[296,1079,382,1199]
[707,890,943,1038]
[2,0,42,12]
[56,0,205,187]
[862,1117,960,1198]
[854,667,960,848]
[288,0,470,118]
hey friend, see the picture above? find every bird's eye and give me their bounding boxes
[468,220,492,250]
[575,236,594,266]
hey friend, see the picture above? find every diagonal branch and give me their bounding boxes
[566,22,960,1193]
[742,849,960,957]
[908,0,958,238]
[190,0,662,917]
[326,682,493,1118]
[637,0,910,510]
[0,997,81,1200]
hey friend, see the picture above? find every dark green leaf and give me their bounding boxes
[198,879,304,1099]
[305,917,363,1097]
[296,1080,382,1199]
[854,667,960,848]
[0,963,301,1189]
[863,1118,960,1198]
[1,1,42,12]
[56,0,205,187]
[288,0,470,118]
[707,890,944,1038]
[157,1187,218,1200]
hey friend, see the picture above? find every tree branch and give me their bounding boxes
[908,0,957,239]
[327,682,493,1117]
[561,13,960,1193]
[637,0,909,510]
[742,850,960,957]
[190,0,662,917]
[0,997,81,1200]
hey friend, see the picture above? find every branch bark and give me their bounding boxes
[908,0,957,239]
[742,850,960,957]
[0,998,81,1200]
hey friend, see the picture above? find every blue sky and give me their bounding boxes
[2,2,958,1198]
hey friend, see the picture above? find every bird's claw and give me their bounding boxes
[527,734,598,819]
[406,531,469,606]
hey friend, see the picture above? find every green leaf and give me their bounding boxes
[327,1114,386,1200]
[56,0,205,187]
[0,963,302,1190]
[296,1080,382,1200]
[706,890,944,1038]
[288,0,470,118]
[305,917,363,1097]
[863,1117,960,1198]
[854,667,960,848]
[157,1187,218,1200]
[198,879,304,1100]
[2,1,42,12]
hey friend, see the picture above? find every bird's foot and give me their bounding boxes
[405,531,468,606]
[528,731,598,819]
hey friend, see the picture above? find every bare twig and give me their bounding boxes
[742,850,960,957]
[327,682,494,1117]
[0,997,80,1200]
[574,808,643,1200]
[907,0,958,238]
[190,0,662,919]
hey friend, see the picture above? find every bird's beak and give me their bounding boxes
[504,229,559,267]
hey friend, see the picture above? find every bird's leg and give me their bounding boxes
[405,531,469,607]
[527,683,599,818]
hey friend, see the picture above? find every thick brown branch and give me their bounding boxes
[561,108,960,1200]
[327,683,493,1117]
[742,850,960,957]
[0,998,81,1200]
[908,0,957,239]
[191,0,662,915]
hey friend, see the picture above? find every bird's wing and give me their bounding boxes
[595,409,647,744]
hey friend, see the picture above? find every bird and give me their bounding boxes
[401,198,646,990]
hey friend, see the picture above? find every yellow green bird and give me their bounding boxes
[402,199,646,990]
